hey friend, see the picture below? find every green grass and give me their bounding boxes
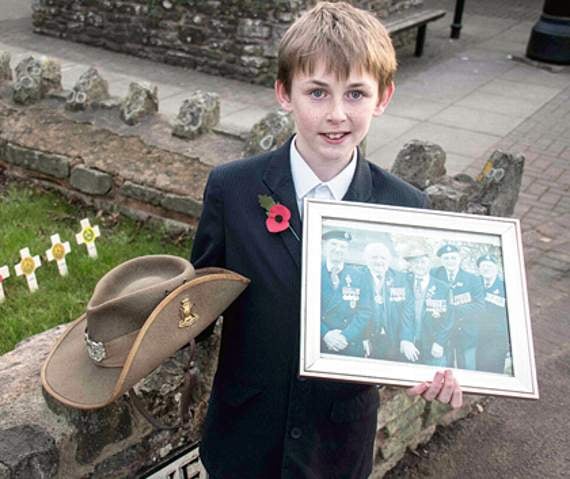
[0,181,193,355]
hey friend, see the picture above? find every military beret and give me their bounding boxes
[477,254,498,266]
[322,230,352,242]
[436,244,459,257]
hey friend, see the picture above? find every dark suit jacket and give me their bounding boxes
[401,275,452,359]
[191,138,428,479]
[431,266,485,349]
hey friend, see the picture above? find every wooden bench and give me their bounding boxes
[384,9,446,57]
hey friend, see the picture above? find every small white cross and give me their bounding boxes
[14,247,42,292]
[0,265,10,303]
[76,218,101,258]
[46,233,72,276]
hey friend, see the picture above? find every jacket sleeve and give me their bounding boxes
[190,168,225,341]
[191,168,225,269]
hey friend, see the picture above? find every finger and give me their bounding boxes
[437,370,455,404]
[423,371,444,401]
[451,384,463,409]
[407,382,429,397]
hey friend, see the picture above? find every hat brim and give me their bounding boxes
[41,268,249,410]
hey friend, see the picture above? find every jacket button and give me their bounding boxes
[290,427,302,439]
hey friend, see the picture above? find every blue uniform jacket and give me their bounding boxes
[361,267,413,359]
[431,266,485,349]
[321,263,371,356]
[401,275,453,358]
[191,138,428,479]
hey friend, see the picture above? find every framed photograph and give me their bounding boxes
[300,198,538,399]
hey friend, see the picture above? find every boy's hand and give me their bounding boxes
[406,369,463,409]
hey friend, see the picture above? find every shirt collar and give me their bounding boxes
[290,136,357,202]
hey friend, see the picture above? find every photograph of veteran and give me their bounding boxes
[476,254,511,374]
[361,241,413,361]
[320,230,371,357]
[431,244,485,370]
[400,246,453,367]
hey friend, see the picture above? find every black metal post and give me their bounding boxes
[450,0,466,39]
[526,0,570,64]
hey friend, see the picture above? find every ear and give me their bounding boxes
[373,82,395,117]
[275,80,293,112]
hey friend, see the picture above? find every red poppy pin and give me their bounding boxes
[258,194,300,241]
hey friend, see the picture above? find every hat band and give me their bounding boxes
[84,329,140,368]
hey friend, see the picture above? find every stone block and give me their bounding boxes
[378,417,423,460]
[243,109,295,157]
[120,181,164,206]
[391,140,447,189]
[377,390,419,427]
[12,56,62,103]
[0,51,12,83]
[237,18,271,39]
[172,91,220,140]
[12,75,42,105]
[40,57,62,95]
[120,82,159,126]
[161,193,202,218]
[474,150,525,217]
[5,144,70,178]
[66,67,110,111]
[383,399,426,437]
[0,425,58,478]
[425,184,469,212]
[70,165,113,195]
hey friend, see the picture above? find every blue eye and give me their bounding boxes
[348,90,363,100]
[310,89,325,99]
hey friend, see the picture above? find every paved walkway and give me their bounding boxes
[1,2,570,478]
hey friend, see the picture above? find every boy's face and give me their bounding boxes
[275,61,394,169]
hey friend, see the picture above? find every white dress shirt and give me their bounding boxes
[289,137,357,219]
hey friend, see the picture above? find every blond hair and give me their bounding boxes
[277,1,397,95]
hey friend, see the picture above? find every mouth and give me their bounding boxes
[321,132,350,143]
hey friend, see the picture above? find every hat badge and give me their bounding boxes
[85,332,107,363]
[179,297,200,328]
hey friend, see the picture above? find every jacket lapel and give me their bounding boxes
[262,139,302,269]
[342,148,373,203]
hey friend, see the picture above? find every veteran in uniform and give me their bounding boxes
[361,241,413,361]
[321,230,370,357]
[476,254,510,373]
[400,246,453,367]
[431,244,485,370]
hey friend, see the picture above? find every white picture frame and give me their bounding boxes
[300,198,538,399]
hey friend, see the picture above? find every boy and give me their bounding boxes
[191,3,462,478]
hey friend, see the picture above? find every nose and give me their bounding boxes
[326,98,347,123]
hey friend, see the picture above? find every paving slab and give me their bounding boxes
[219,105,272,136]
[386,122,501,159]
[387,92,448,121]
[366,114,419,152]
[499,65,570,89]
[431,105,525,136]
[477,78,562,102]
[456,90,551,118]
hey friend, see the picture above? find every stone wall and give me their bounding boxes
[31,0,423,86]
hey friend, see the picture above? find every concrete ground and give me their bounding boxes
[1,1,570,477]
